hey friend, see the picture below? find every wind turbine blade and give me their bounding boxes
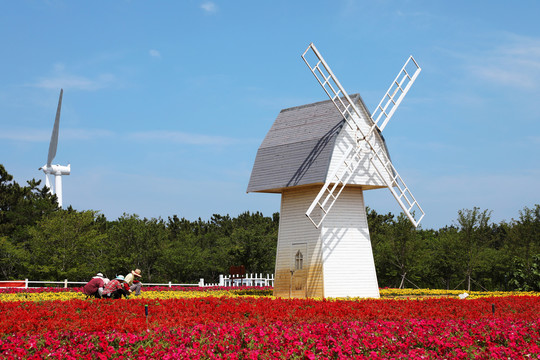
[47,89,63,166]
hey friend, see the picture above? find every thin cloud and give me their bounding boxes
[33,63,117,91]
[34,73,116,91]
[201,1,218,13]
[128,130,241,146]
[2,127,253,146]
[63,128,115,140]
[149,49,161,58]
[0,129,50,142]
[470,65,536,89]
[0,128,114,142]
[465,34,540,90]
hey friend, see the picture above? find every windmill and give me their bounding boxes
[247,43,424,298]
[39,89,71,208]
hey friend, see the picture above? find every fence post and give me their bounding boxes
[199,278,204,287]
[64,279,68,288]
[219,274,224,286]
[25,278,29,289]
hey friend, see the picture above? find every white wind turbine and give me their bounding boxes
[39,89,71,208]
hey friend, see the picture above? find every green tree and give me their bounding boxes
[367,207,394,249]
[160,231,206,283]
[371,211,423,288]
[0,165,58,238]
[26,210,107,280]
[228,211,278,275]
[0,236,26,279]
[504,205,540,291]
[370,209,395,287]
[161,215,203,283]
[0,164,59,280]
[456,207,492,291]
[505,205,540,267]
[161,212,278,284]
[105,214,167,282]
[410,228,451,289]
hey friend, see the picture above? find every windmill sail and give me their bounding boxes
[302,43,424,228]
[305,144,364,227]
[371,56,421,131]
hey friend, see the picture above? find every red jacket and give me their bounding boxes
[82,277,104,296]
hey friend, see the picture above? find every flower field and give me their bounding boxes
[0,287,539,358]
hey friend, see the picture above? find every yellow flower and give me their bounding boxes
[1,287,537,302]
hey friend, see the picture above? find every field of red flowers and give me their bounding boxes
[1,290,539,359]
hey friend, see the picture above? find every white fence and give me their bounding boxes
[0,279,87,289]
[0,274,275,289]
[202,273,275,287]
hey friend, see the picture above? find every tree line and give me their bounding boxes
[368,206,539,291]
[0,164,538,291]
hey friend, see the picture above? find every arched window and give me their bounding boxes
[295,250,303,270]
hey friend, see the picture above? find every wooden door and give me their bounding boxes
[290,242,307,298]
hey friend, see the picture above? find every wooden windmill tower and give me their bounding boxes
[247,43,424,298]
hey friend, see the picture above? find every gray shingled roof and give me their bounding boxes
[247,94,373,193]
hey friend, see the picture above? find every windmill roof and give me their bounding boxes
[247,94,377,193]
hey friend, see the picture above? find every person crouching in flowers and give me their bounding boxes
[82,272,108,298]
[102,275,130,299]
[124,268,142,296]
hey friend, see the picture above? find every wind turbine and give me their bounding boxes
[39,89,70,208]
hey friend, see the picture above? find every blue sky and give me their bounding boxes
[1,1,538,229]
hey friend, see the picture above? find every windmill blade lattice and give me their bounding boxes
[371,56,421,132]
[305,144,365,228]
[302,43,425,228]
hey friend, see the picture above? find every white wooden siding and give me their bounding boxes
[274,185,379,299]
[321,187,380,298]
[274,186,324,298]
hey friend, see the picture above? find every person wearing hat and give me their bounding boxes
[124,269,142,296]
[102,275,130,299]
[82,273,106,298]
